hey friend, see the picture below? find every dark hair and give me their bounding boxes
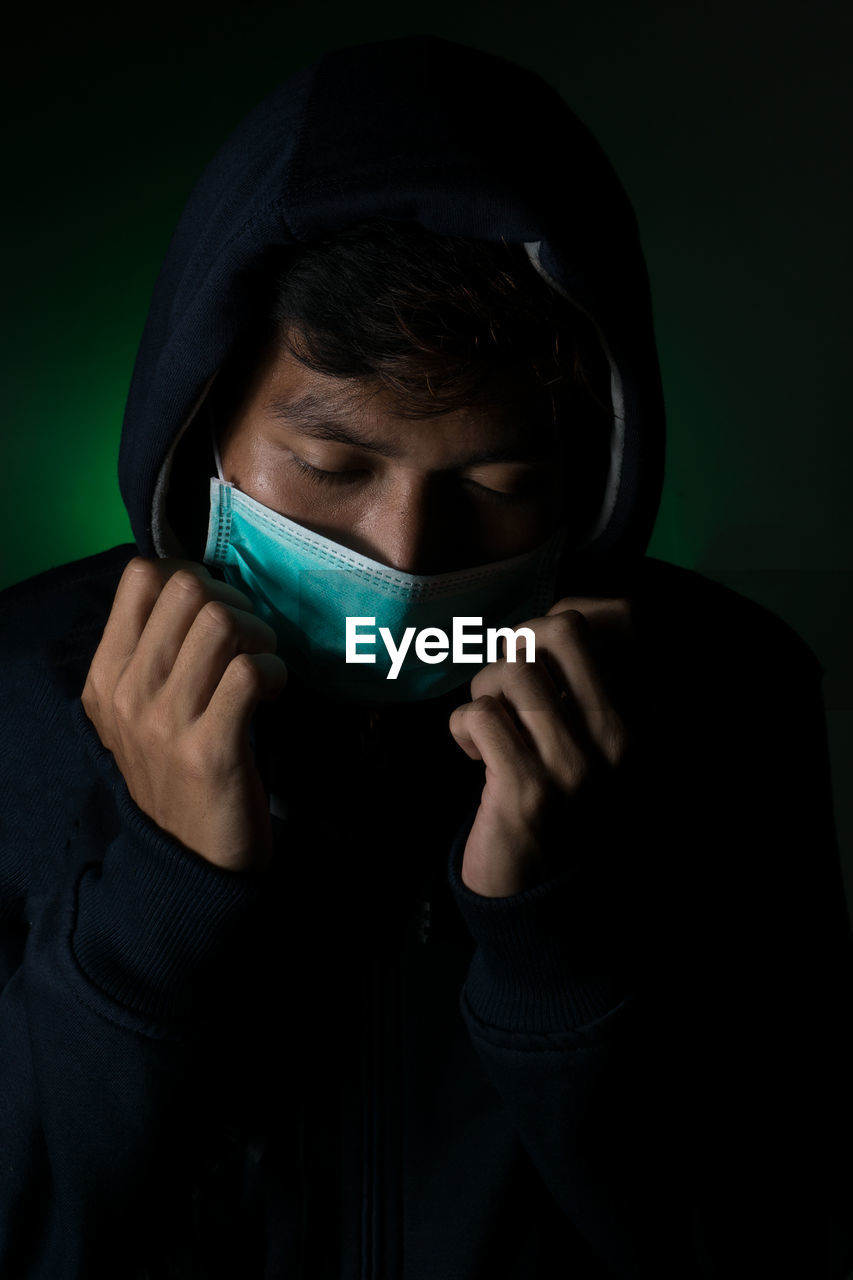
[168,219,613,553]
[268,218,611,431]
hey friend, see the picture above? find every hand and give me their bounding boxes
[82,558,288,871]
[448,597,632,897]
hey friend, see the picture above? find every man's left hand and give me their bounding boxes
[448,597,633,898]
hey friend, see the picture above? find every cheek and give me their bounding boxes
[468,499,562,561]
[222,434,301,510]
[241,460,300,513]
[224,438,366,532]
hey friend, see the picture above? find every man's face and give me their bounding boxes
[217,338,568,575]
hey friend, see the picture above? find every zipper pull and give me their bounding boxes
[415,898,431,945]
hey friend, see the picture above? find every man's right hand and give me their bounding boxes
[82,557,287,871]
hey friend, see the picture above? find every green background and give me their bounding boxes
[3,1,851,913]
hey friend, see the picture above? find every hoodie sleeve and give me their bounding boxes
[0,700,265,1278]
[446,608,853,1279]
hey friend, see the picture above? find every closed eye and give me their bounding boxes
[461,472,543,505]
[290,455,541,503]
[290,456,364,484]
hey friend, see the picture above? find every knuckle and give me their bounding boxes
[122,556,160,591]
[112,672,139,723]
[515,764,548,817]
[141,699,173,747]
[559,752,589,794]
[175,733,212,783]
[81,664,100,703]
[80,680,102,727]
[167,568,208,605]
[550,608,587,639]
[81,678,101,715]
[542,740,589,796]
[448,705,466,738]
[197,599,236,638]
[470,693,502,723]
[499,659,545,699]
[470,665,501,700]
[227,652,263,694]
[513,658,543,687]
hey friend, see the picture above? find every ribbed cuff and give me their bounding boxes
[73,781,262,1023]
[447,817,629,1035]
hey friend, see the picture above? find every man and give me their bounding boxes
[1,34,850,1279]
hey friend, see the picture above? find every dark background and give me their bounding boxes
[3,1,851,915]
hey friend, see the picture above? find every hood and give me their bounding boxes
[119,34,664,594]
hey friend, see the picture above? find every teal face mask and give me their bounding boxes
[203,477,566,704]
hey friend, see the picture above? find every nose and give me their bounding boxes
[360,476,465,575]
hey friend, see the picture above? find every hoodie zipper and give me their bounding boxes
[362,708,432,949]
[358,707,437,1280]
[362,952,380,1280]
[415,898,431,945]
[360,711,380,1280]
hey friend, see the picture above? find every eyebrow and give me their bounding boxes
[266,392,547,467]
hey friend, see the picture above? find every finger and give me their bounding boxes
[91,557,220,682]
[547,595,634,696]
[202,651,289,754]
[533,610,628,766]
[449,693,535,772]
[164,601,279,720]
[90,557,179,679]
[470,656,589,785]
[547,595,633,638]
[129,569,255,696]
[449,696,551,847]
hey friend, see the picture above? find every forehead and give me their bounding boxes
[236,341,554,465]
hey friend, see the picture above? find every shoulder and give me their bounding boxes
[0,547,136,924]
[632,556,822,689]
[0,545,137,680]
[0,544,137,634]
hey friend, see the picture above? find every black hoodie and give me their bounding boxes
[0,34,851,1280]
[119,34,663,592]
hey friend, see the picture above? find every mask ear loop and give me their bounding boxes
[211,429,227,484]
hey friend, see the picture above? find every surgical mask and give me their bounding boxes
[203,466,566,704]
